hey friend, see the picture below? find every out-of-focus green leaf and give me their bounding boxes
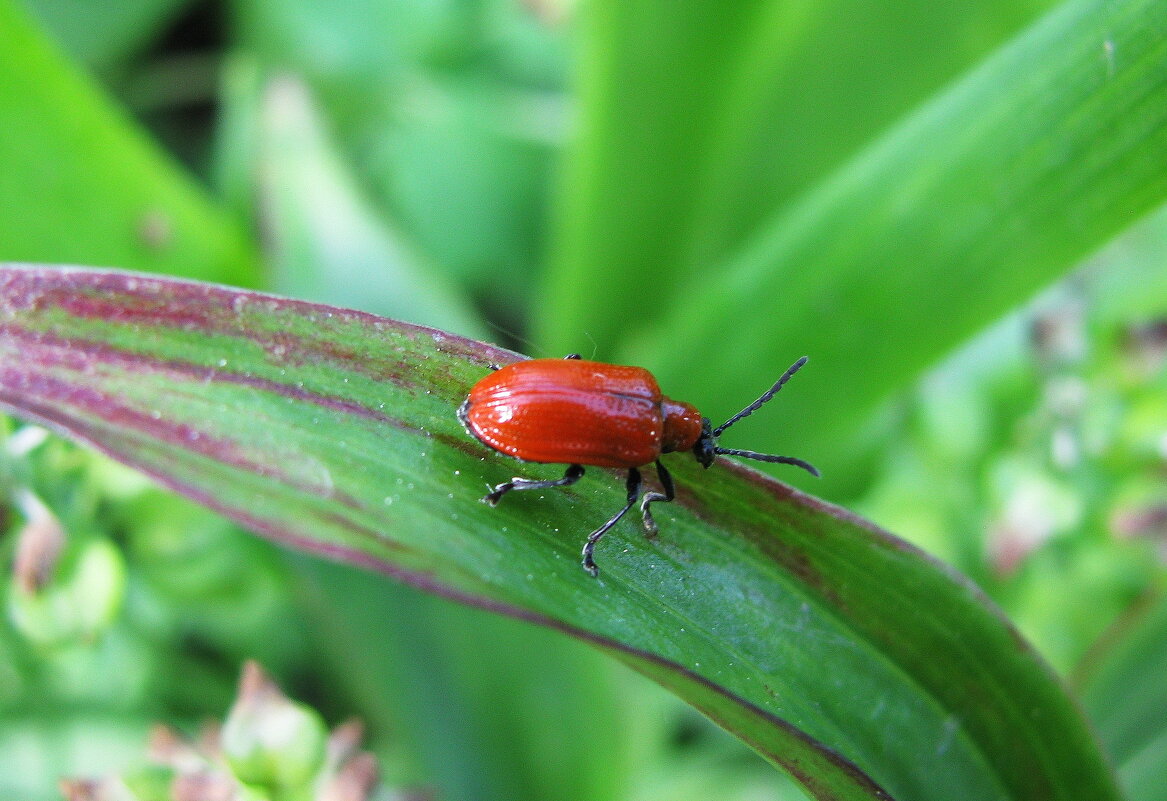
[680,1,1059,273]
[292,556,657,801]
[627,750,811,801]
[651,0,1167,492]
[232,0,565,301]
[1079,588,1167,801]
[543,2,785,350]
[544,0,1167,498]
[0,266,1124,801]
[0,715,149,801]
[21,0,190,69]
[0,0,257,286]
[255,74,486,339]
[540,0,1055,354]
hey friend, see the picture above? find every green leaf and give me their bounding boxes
[543,0,1167,494]
[291,557,657,801]
[0,265,1122,801]
[255,74,487,339]
[22,0,190,69]
[1079,588,1167,801]
[542,0,1060,352]
[677,2,1060,274]
[232,0,564,298]
[543,2,787,344]
[540,0,1053,352]
[0,0,257,285]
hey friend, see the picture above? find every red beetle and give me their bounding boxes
[458,355,818,576]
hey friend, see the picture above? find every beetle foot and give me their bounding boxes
[639,493,666,538]
[641,511,660,538]
[581,555,600,577]
[482,482,511,505]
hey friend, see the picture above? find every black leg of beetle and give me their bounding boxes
[582,468,641,577]
[564,353,581,359]
[639,460,676,537]
[484,464,584,506]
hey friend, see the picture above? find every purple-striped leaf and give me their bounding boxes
[0,265,1120,801]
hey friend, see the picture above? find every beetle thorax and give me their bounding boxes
[660,398,704,455]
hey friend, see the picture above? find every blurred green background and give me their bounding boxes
[1,0,1165,798]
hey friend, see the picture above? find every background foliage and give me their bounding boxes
[0,0,1165,799]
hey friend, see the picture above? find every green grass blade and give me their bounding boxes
[1079,589,1167,801]
[232,0,563,305]
[23,0,189,69]
[547,0,1167,495]
[0,0,257,285]
[255,75,486,338]
[292,556,654,801]
[541,3,792,351]
[0,265,1122,801]
[678,3,1060,276]
[540,0,1052,354]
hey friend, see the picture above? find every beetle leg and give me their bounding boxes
[483,463,584,506]
[564,353,581,359]
[582,468,641,577]
[639,460,676,537]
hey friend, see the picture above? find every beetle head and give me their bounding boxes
[692,418,717,468]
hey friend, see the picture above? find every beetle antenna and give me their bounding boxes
[713,356,808,436]
[713,448,820,477]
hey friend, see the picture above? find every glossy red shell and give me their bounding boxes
[460,359,704,468]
